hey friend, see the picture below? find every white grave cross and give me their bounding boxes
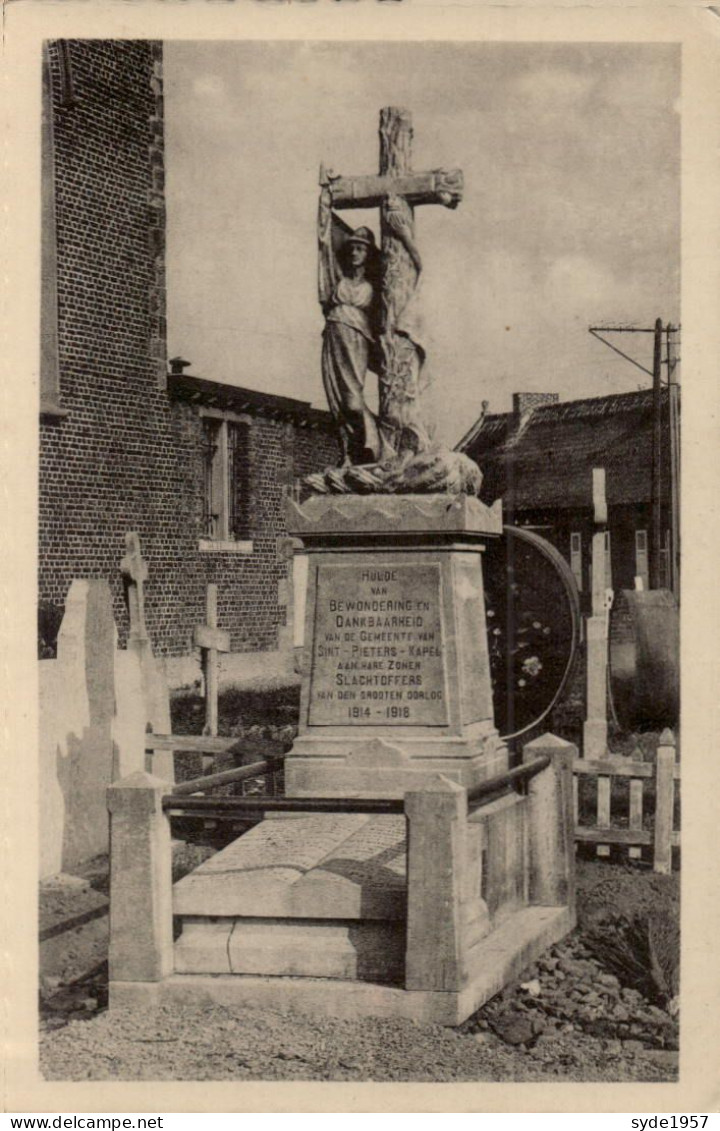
[121,531,149,643]
[194,583,230,737]
[583,468,611,768]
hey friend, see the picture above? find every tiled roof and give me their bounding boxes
[168,373,334,430]
[460,388,673,510]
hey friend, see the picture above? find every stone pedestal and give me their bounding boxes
[284,493,507,797]
[109,492,577,1027]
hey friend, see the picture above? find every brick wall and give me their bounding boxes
[39,40,340,659]
[293,419,339,482]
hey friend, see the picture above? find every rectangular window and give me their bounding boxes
[202,417,223,538]
[570,532,582,591]
[635,529,649,589]
[227,421,250,539]
[202,416,250,542]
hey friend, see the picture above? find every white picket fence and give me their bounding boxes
[572,730,679,873]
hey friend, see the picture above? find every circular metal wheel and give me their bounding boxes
[483,525,582,741]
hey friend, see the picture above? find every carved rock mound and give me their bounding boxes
[304,445,483,497]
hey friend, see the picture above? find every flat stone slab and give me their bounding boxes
[173,814,407,920]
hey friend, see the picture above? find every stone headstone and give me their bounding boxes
[119,532,171,775]
[40,580,117,875]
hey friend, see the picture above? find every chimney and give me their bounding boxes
[169,356,192,376]
[512,392,559,416]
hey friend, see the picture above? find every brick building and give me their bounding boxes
[39,40,339,677]
[458,388,677,611]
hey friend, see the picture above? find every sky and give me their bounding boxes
[165,41,680,446]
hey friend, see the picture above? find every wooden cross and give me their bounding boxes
[121,531,149,643]
[590,468,607,617]
[193,584,230,737]
[324,106,463,448]
[584,468,610,768]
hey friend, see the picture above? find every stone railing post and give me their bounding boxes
[404,775,468,992]
[107,771,173,983]
[522,734,577,913]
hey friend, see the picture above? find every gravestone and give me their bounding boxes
[120,532,172,777]
[193,583,230,738]
[40,579,150,878]
[40,580,117,875]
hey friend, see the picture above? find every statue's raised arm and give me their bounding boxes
[317,177,338,310]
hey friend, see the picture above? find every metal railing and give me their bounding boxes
[163,794,404,817]
[162,754,552,819]
[171,756,286,797]
[467,755,550,811]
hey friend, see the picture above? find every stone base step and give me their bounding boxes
[113,904,575,1026]
[175,915,405,984]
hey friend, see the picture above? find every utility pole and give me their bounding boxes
[588,321,681,592]
[650,318,664,589]
[667,326,681,599]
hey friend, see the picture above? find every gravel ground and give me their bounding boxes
[40,994,676,1083]
[39,856,679,1084]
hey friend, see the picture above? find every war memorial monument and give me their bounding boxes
[108,108,576,1025]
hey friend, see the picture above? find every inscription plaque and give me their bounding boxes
[308,563,448,727]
